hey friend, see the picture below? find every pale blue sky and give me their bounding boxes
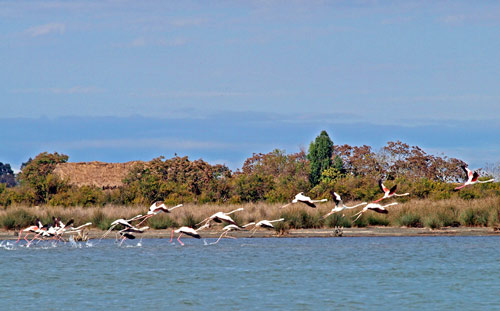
[1,1,499,170]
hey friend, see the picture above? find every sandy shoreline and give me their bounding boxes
[2,226,500,241]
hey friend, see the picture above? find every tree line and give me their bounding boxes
[0,131,498,207]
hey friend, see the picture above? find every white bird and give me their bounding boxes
[281,192,327,208]
[373,179,409,203]
[455,165,495,190]
[100,214,144,240]
[136,202,183,226]
[196,208,244,227]
[170,223,210,246]
[118,226,149,246]
[15,219,43,244]
[352,202,398,222]
[323,192,367,219]
[210,222,255,245]
[250,218,285,236]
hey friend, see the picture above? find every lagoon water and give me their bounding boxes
[1,236,499,310]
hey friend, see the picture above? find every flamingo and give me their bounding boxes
[373,179,409,203]
[454,165,495,190]
[100,214,144,240]
[170,223,210,246]
[136,202,183,226]
[118,226,149,246]
[195,208,244,227]
[210,222,255,245]
[352,202,398,222]
[249,218,285,236]
[322,192,367,219]
[15,219,43,244]
[281,192,328,208]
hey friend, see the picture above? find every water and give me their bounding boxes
[1,236,499,310]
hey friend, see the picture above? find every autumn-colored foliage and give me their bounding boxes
[0,135,497,207]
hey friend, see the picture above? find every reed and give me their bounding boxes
[1,197,499,230]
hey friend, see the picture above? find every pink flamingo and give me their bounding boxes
[455,165,495,190]
[373,179,409,203]
[352,202,398,222]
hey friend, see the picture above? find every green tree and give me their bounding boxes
[307,130,333,186]
[0,162,16,187]
[18,152,69,204]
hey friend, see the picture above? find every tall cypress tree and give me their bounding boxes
[307,130,333,186]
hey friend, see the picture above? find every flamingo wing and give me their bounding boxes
[379,180,389,193]
[121,233,136,240]
[472,171,479,182]
[369,207,388,214]
[389,184,397,195]
[332,191,342,206]
[300,200,316,208]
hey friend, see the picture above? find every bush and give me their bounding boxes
[148,214,178,229]
[91,210,112,230]
[280,210,322,229]
[1,208,35,229]
[366,214,390,226]
[181,213,200,227]
[324,213,352,228]
[423,216,442,229]
[460,208,489,227]
[397,212,422,227]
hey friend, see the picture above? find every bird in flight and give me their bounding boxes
[373,179,409,203]
[454,165,495,190]
[281,192,327,208]
[322,192,367,219]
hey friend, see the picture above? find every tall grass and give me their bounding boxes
[1,197,499,230]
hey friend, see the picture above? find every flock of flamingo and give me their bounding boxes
[13,165,495,247]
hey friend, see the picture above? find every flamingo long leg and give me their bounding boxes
[352,211,364,222]
[249,227,258,237]
[15,229,25,243]
[136,215,152,227]
[373,197,384,203]
[177,233,184,246]
[169,229,174,243]
[211,231,227,245]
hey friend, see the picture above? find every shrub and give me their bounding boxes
[1,208,35,229]
[423,216,442,229]
[460,208,489,227]
[397,212,422,227]
[181,213,199,227]
[324,213,352,228]
[91,210,112,230]
[366,214,390,226]
[148,214,178,229]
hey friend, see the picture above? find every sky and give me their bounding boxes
[1,0,500,171]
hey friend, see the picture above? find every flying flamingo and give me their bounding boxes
[117,226,149,246]
[249,218,285,236]
[136,202,183,226]
[170,223,210,246]
[454,165,495,190]
[281,192,328,208]
[195,208,244,227]
[100,214,144,240]
[373,179,409,203]
[15,219,43,244]
[352,202,398,222]
[322,192,367,219]
[210,222,255,245]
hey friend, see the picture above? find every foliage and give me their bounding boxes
[0,162,16,187]
[307,130,333,186]
[17,152,69,204]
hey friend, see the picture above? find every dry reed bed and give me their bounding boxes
[1,197,499,231]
